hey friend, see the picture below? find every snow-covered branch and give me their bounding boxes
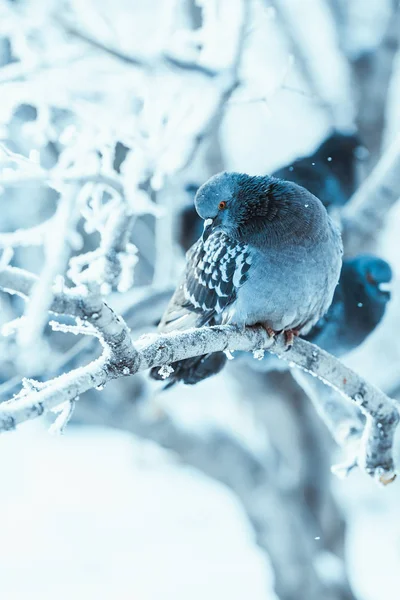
[292,370,364,448]
[68,198,137,293]
[292,370,365,478]
[0,264,398,483]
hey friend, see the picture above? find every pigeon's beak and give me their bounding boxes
[202,217,215,242]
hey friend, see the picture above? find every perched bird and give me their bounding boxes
[150,171,342,385]
[305,254,392,356]
[177,133,366,253]
[158,254,393,383]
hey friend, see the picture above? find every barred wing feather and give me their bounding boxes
[159,231,252,332]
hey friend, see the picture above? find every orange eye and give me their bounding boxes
[366,272,376,284]
[218,201,227,210]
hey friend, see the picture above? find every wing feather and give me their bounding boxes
[159,231,252,332]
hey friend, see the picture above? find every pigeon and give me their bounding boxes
[177,133,366,253]
[305,254,392,356]
[150,171,342,385]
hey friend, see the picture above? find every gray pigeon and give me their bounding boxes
[150,172,342,384]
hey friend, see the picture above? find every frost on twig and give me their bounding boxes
[49,399,77,435]
[0,264,398,484]
[292,370,364,447]
[69,197,137,294]
[0,220,50,249]
[0,247,14,271]
[292,370,365,476]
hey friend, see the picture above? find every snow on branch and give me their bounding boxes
[292,370,365,476]
[68,198,137,294]
[0,264,398,484]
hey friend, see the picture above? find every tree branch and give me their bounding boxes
[68,199,136,293]
[0,265,398,483]
[292,370,364,448]
[341,131,400,254]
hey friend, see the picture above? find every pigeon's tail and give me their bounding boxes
[149,275,229,386]
[149,352,227,388]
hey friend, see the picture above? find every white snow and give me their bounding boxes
[0,425,276,600]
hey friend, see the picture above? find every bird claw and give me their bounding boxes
[283,329,300,350]
[264,326,277,338]
[248,324,277,339]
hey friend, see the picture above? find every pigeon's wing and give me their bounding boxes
[159,231,252,332]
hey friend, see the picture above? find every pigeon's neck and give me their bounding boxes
[239,195,330,248]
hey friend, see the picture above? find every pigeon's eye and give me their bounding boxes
[366,272,376,285]
[218,201,227,210]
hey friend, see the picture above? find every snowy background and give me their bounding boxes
[1,0,400,599]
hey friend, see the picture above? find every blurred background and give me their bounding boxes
[1,0,400,599]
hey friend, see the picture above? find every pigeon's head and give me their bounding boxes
[342,255,392,331]
[194,171,315,243]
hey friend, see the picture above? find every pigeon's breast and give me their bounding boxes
[226,230,342,332]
